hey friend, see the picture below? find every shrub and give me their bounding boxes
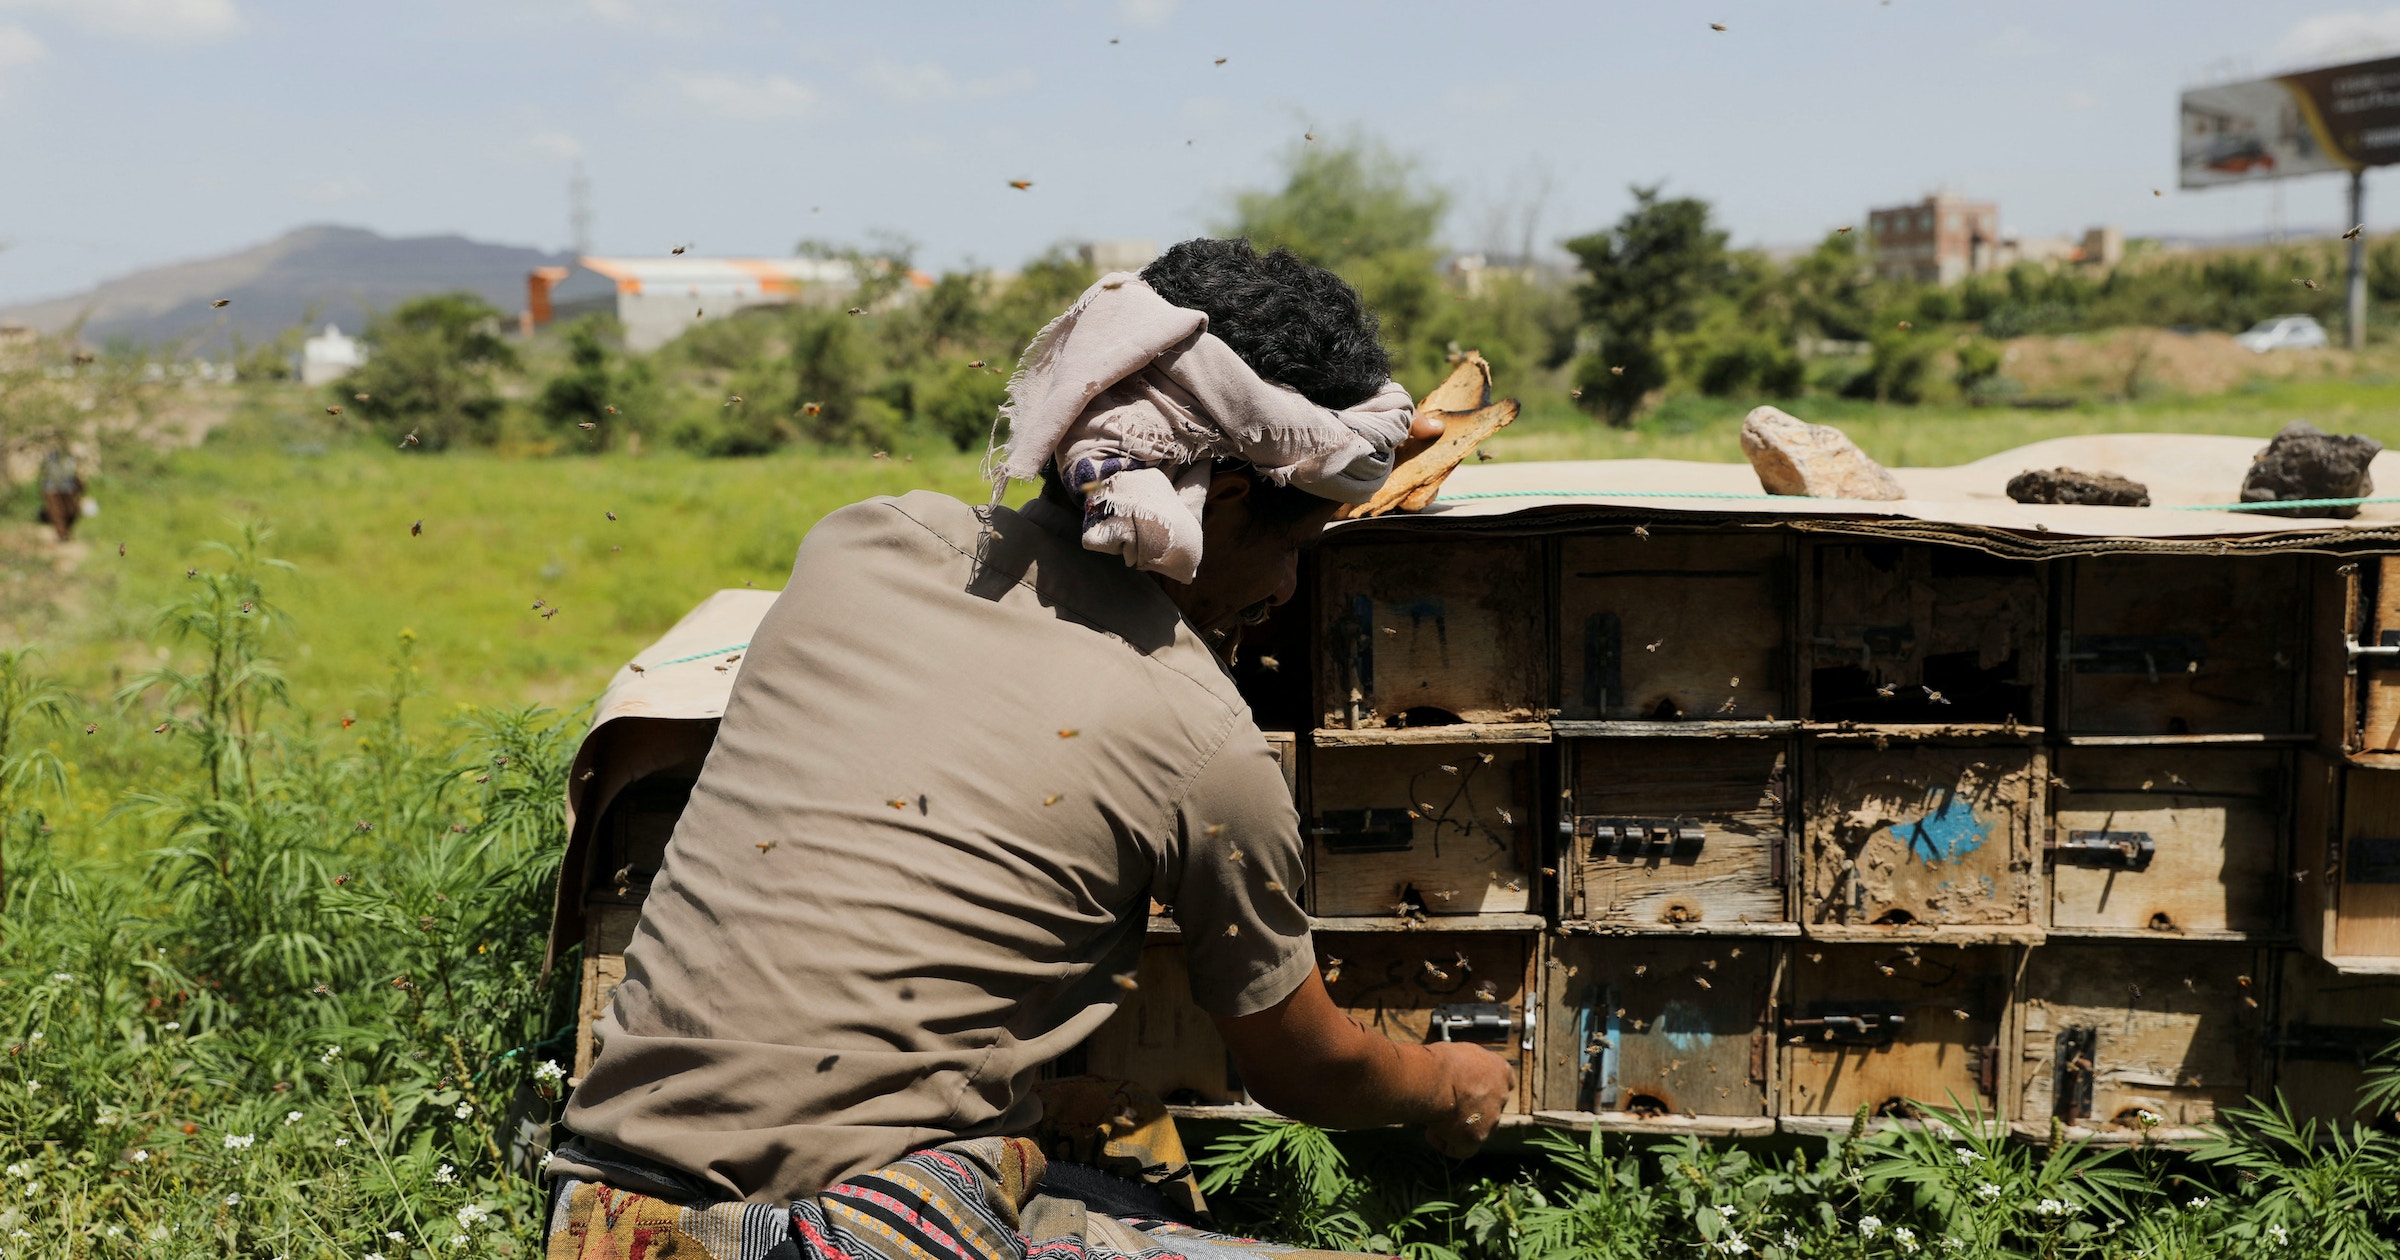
[344,293,520,451]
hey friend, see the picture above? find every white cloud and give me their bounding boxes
[858,59,1035,103]
[296,174,368,205]
[2268,10,2400,71]
[0,0,238,41]
[1119,0,1175,28]
[0,23,44,69]
[662,70,821,120]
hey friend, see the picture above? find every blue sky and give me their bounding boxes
[0,0,2393,305]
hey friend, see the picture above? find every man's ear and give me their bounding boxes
[1203,469,1255,510]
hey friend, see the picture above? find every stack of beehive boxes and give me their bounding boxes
[1083,521,2400,1139]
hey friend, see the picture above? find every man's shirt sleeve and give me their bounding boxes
[1157,722,1315,1017]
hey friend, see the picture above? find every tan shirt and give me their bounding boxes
[561,491,1313,1203]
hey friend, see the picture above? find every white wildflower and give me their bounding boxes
[50,973,71,983]
[2135,1109,2162,1127]
[456,1205,490,1228]
[1975,1181,2002,1199]
[106,1225,122,1237]
[23,1081,38,1093]
[454,1101,473,1120]
[224,1192,241,1207]
[1955,1147,1981,1165]
[2034,1198,2076,1216]
[533,1060,566,1083]
[1894,1226,1919,1253]
[163,1022,179,1031]
[1859,1215,1882,1239]
[1718,1205,1738,1220]
[320,1045,342,1065]
[1714,1239,1749,1255]
[22,1181,39,1195]
[387,1231,407,1243]
[1780,1233,1799,1251]
[130,1150,148,1163]
[451,1236,469,1249]
[335,1138,350,1148]
[2188,1196,2212,1210]
[367,1252,387,1260]
[434,1162,456,1184]
[25,1033,39,1043]
[285,1110,303,1125]
[9,1231,25,1241]
[223,1133,255,1150]
[2268,1223,2290,1245]
[1,1163,24,1179]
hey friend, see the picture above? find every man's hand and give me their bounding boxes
[1212,967,1518,1159]
[1421,1042,1515,1158]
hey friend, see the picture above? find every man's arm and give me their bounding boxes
[1210,967,1515,1158]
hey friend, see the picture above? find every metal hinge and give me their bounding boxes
[1575,816,1707,858]
[2348,629,2400,676]
[1785,1006,1905,1046]
[1430,1002,1535,1050]
[2064,633,2206,681]
[2054,1027,2096,1120]
[2048,829,2156,871]
[1312,808,1413,854]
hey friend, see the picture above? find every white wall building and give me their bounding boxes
[531,256,931,352]
[300,322,366,385]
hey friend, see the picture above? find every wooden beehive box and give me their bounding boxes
[2014,942,2266,1140]
[2273,948,2400,1121]
[1558,738,1793,933]
[1317,930,1538,1115]
[2057,555,2305,735]
[1555,531,1790,723]
[1536,937,1779,1135]
[1781,943,2015,1127]
[2047,746,2287,939]
[1801,542,2045,726]
[1313,535,1547,730]
[2330,556,2400,765]
[1305,739,1540,921]
[2294,758,2400,971]
[1801,740,2045,940]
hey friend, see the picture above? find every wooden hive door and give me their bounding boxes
[1314,537,1547,729]
[2063,555,2302,735]
[1556,533,1788,722]
[1077,942,1242,1106]
[1308,744,1536,918]
[2336,768,2400,960]
[2274,951,2400,1122]
[1540,939,1775,1118]
[2048,748,2285,936]
[1805,745,2041,931]
[1806,544,2044,724]
[1783,945,2009,1117]
[2353,557,2400,759]
[1565,740,1790,930]
[2017,943,2263,1131]
[1318,933,1534,1114]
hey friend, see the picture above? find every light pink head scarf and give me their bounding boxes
[989,273,1415,584]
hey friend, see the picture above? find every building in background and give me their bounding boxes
[1867,193,2001,285]
[527,256,932,352]
[1868,194,2124,285]
[300,322,365,385]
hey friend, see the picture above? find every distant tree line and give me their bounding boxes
[309,137,2399,450]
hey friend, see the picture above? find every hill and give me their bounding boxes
[0,224,570,353]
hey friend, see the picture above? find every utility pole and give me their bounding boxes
[2349,168,2368,351]
[570,161,593,259]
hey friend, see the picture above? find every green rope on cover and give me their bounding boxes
[1431,488,2400,513]
[634,642,751,671]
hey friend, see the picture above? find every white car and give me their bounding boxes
[2235,314,2330,353]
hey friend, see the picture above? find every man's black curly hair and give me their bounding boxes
[1139,237,1389,409]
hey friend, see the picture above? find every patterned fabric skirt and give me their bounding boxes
[544,1134,1365,1260]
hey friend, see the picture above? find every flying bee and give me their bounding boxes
[210,298,231,308]
[606,510,618,521]
[604,404,618,414]
[672,244,687,254]
[325,405,342,416]
[399,430,420,447]
[1008,180,1033,190]
[410,520,422,536]
[803,402,823,416]
[1422,960,1448,981]
[1610,365,1625,376]
[2295,278,2322,290]
[2346,224,2366,240]
[1213,56,1227,64]
[1709,22,1726,30]
[847,307,865,316]
[1112,971,1139,991]
[725,395,744,406]
[579,422,596,430]
[1043,794,1062,806]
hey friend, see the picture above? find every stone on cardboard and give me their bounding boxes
[2005,467,2151,507]
[1738,406,1904,501]
[2239,420,2382,519]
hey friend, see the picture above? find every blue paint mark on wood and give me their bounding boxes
[1892,788,1990,864]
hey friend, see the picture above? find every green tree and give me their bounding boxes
[343,293,520,450]
[536,316,651,452]
[1223,137,1450,387]
[1565,186,1731,425]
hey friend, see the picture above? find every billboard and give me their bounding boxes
[2180,54,2400,188]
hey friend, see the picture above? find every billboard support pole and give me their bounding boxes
[2350,169,2369,351]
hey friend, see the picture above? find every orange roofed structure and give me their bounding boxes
[528,256,933,351]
